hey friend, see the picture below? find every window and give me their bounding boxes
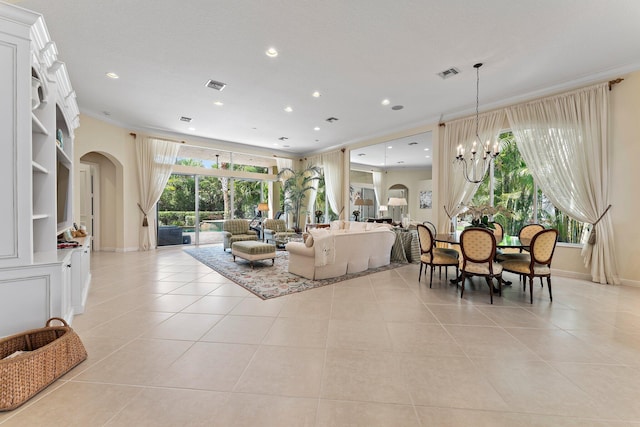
[472,132,586,244]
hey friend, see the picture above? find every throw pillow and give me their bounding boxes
[305,234,314,247]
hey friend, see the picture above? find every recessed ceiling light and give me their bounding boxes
[314,126,320,131]
[381,99,390,106]
[188,127,195,131]
[284,106,293,113]
[425,155,431,158]
[424,148,430,151]
[266,47,278,57]
[105,72,119,79]
[387,146,393,149]
[312,91,321,98]
[213,101,224,106]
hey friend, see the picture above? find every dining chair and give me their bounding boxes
[416,224,459,288]
[517,223,545,252]
[459,227,503,304]
[500,228,558,304]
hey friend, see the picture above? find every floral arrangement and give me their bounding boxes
[459,204,511,229]
[315,210,323,222]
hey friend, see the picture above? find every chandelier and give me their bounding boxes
[455,63,500,184]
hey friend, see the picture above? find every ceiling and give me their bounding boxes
[9,0,640,163]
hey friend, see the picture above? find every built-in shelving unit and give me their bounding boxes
[0,3,87,337]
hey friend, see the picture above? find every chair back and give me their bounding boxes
[422,221,437,237]
[530,228,558,265]
[519,224,544,244]
[416,223,434,254]
[223,219,250,234]
[460,228,496,263]
[263,218,287,232]
[490,222,504,244]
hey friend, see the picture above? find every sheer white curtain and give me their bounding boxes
[304,155,322,224]
[506,83,619,284]
[442,110,506,231]
[322,150,344,219]
[372,171,384,214]
[275,157,294,224]
[136,137,180,250]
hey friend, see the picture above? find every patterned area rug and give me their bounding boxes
[184,245,403,299]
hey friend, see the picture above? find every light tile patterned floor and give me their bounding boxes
[2,246,640,426]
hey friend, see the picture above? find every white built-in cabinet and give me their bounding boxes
[0,4,89,337]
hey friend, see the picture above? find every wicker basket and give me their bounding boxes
[0,317,87,411]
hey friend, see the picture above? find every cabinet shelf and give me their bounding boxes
[32,160,49,174]
[56,144,72,165]
[31,112,49,135]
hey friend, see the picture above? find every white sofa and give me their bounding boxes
[285,222,396,280]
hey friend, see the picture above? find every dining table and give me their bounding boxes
[434,229,531,287]
[435,230,531,249]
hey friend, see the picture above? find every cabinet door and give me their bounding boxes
[0,29,32,266]
[0,268,52,337]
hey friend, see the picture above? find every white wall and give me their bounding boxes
[74,115,139,251]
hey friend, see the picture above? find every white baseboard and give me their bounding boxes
[550,268,591,282]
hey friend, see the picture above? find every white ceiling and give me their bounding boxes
[9,0,640,163]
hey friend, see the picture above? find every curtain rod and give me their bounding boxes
[129,132,185,143]
[608,78,624,90]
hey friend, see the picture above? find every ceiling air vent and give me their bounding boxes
[205,79,227,91]
[437,67,460,79]
[179,116,192,122]
[325,117,339,123]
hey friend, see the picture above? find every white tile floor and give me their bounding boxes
[2,246,640,426]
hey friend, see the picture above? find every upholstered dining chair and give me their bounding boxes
[518,223,545,252]
[416,224,459,288]
[459,227,503,304]
[500,228,558,304]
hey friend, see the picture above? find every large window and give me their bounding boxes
[472,132,586,244]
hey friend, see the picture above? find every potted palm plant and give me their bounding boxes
[277,165,322,232]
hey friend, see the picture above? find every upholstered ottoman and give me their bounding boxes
[231,241,276,268]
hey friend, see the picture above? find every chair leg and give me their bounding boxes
[486,277,494,304]
[497,275,503,297]
[429,265,434,288]
[460,272,467,298]
[547,276,553,301]
[540,276,543,287]
[529,275,534,304]
[418,262,423,282]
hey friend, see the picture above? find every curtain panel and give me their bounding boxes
[442,110,507,231]
[372,171,384,213]
[322,150,344,220]
[506,82,619,284]
[136,137,180,250]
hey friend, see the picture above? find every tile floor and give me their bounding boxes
[1,246,640,426]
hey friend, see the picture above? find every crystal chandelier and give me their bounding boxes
[455,63,500,184]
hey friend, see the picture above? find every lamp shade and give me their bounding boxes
[379,205,388,212]
[388,197,407,206]
[257,202,269,212]
[354,198,367,206]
